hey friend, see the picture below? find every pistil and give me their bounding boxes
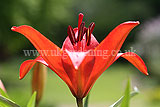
[78,13,84,30]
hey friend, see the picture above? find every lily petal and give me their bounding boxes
[94,21,140,73]
[20,55,76,97]
[77,50,95,98]
[114,52,148,75]
[83,21,140,97]
[61,51,78,97]
[19,56,48,79]
[11,25,67,77]
[11,25,62,70]
[11,25,74,94]
[61,50,95,98]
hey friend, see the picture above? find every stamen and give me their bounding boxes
[86,28,91,46]
[89,22,95,33]
[67,25,76,45]
[77,22,85,42]
[85,22,95,46]
[78,13,84,30]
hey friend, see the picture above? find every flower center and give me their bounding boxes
[67,13,95,51]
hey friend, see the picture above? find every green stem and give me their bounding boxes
[76,98,83,107]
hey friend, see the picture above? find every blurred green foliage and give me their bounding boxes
[0,0,160,60]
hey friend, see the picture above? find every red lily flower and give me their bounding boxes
[11,13,148,100]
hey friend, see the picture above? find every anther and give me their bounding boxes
[86,28,91,46]
[77,22,85,42]
[89,22,95,33]
[67,25,76,45]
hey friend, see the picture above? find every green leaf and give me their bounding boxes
[84,94,89,107]
[0,88,20,107]
[109,86,139,107]
[120,79,130,107]
[0,101,9,107]
[0,95,20,107]
[27,91,37,107]
[0,88,10,107]
[0,88,9,98]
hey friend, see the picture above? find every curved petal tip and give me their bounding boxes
[11,26,17,31]
[19,76,23,80]
[145,72,149,76]
[19,71,25,80]
[115,52,148,76]
[123,21,140,25]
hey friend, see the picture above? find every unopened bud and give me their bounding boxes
[32,62,47,106]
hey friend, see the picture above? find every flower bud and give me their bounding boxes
[32,62,47,106]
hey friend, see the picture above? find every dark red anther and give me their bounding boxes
[67,25,76,45]
[85,22,95,46]
[89,22,95,34]
[77,22,85,42]
[86,28,91,46]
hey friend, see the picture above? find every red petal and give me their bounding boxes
[11,25,61,69]
[11,25,75,94]
[83,21,140,97]
[61,51,78,96]
[77,50,95,98]
[11,25,66,78]
[20,56,77,97]
[19,56,49,79]
[61,50,95,98]
[114,52,148,75]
